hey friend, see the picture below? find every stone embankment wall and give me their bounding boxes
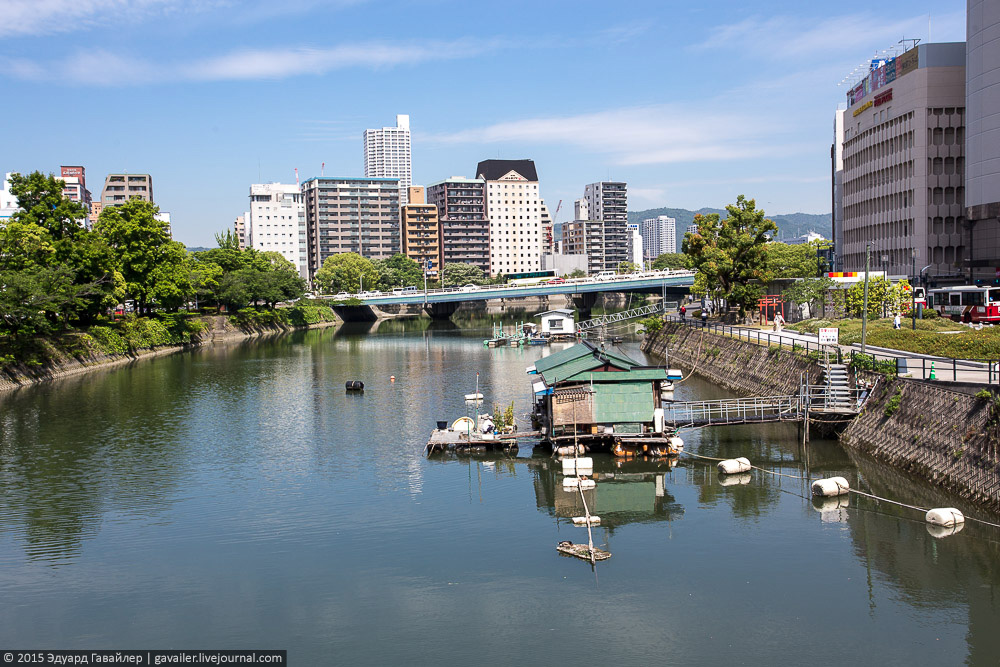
[840,377,1000,512]
[641,321,822,395]
[0,315,340,393]
[643,321,1000,511]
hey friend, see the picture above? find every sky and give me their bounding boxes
[1,0,967,246]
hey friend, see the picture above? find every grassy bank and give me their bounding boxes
[788,317,1000,360]
[1,304,337,373]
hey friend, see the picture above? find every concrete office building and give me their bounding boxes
[249,183,307,277]
[401,186,441,276]
[583,182,628,270]
[832,109,846,270]
[838,42,966,280]
[60,166,91,213]
[641,215,676,259]
[627,222,643,266]
[562,219,605,275]
[426,177,490,275]
[364,115,412,206]
[234,214,248,250]
[101,173,153,206]
[965,0,1000,282]
[302,176,400,278]
[477,159,543,275]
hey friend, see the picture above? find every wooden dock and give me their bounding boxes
[425,428,541,455]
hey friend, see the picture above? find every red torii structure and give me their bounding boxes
[757,295,785,325]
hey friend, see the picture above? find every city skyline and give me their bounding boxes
[0,0,966,246]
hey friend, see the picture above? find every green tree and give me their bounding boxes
[783,277,835,318]
[682,195,777,319]
[567,268,587,279]
[845,277,910,317]
[215,229,241,251]
[95,199,189,314]
[7,171,89,242]
[0,267,74,338]
[617,261,640,274]
[374,254,424,290]
[314,253,378,294]
[651,253,686,270]
[766,240,829,278]
[442,262,486,286]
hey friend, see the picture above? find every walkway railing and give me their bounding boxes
[664,395,802,427]
[577,303,664,331]
[664,315,834,357]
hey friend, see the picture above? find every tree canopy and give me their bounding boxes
[651,253,686,270]
[766,240,829,279]
[442,262,486,286]
[374,254,424,290]
[682,195,778,318]
[315,252,378,294]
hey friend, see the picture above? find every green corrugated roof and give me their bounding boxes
[533,342,639,382]
[562,368,669,383]
[593,381,654,424]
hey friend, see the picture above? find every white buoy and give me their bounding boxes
[718,472,752,486]
[562,477,596,490]
[668,436,684,452]
[811,476,850,497]
[926,507,965,528]
[717,457,751,474]
[562,457,594,476]
[572,516,601,526]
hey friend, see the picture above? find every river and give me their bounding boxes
[0,321,998,665]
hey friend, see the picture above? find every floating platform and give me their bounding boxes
[557,541,611,561]
[425,428,541,455]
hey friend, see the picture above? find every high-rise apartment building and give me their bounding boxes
[838,42,966,279]
[249,183,307,277]
[965,0,1000,282]
[101,173,153,207]
[641,215,676,259]
[426,177,490,274]
[832,109,846,270]
[364,115,412,205]
[401,186,441,276]
[583,182,628,270]
[302,176,401,278]
[234,214,248,250]
[477,159,543,276]
[561,219,605,275]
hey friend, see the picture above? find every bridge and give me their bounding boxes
[326,270,695,320]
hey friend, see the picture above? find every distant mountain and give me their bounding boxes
[185,246,213,253]
[628,208,831,252]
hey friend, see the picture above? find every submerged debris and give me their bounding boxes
[557,540,611,561]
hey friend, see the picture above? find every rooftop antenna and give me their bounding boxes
[899,37,920,52]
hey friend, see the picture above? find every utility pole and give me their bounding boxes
[911,249,917,330]
[861,242,871,354]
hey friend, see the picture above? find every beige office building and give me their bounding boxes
[477,159,543,276]
[401,186,441,276]
[839,42,966,281]
[100,173,153,206]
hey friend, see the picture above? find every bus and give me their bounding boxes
[505,270,557,287]
[927,285,1000,323]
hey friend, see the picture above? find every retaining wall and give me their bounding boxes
[840,377,1000,512]
[641,321,822,395]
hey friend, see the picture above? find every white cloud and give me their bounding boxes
[3,38,493,85]
[423,105,805,166]
[0,0,211,37]
[707,10,966,61]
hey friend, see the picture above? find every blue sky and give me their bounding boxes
[1,0,966,246]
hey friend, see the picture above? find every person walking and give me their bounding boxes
[893,313,901,329]
[773,311,784,332]
[701,309,708,328]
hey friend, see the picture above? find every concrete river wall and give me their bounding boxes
[642,321,1000,512]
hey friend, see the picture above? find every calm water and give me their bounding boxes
[1,321,999,665]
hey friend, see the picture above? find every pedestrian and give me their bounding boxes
[893,313,901,329]
[773,311,784,332]
[679,305,686,320]
[701,309,708,327]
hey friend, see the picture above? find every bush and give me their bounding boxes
[88,326,129,355]
[230,308,289,328]
[975,389,993,401]
[286,305,336,326]
[923,307,939,319]
[884,388,903,417]
[639,316,664,333]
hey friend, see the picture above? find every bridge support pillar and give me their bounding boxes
[424,301,460,320]
[571,292,599,318]
[332,305,378,322]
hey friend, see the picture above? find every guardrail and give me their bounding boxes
[664,315,836,358]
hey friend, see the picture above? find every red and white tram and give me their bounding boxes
[927,285,1000,323]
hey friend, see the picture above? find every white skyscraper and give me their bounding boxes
[364,114,412,205]
[249,183,307,278]
[641,215,676,258]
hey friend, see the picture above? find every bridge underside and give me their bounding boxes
[424,301,461,319]
[332,305,378,322]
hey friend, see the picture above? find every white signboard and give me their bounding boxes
[818,328,839,345]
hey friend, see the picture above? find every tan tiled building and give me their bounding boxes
[401,186,441,276]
